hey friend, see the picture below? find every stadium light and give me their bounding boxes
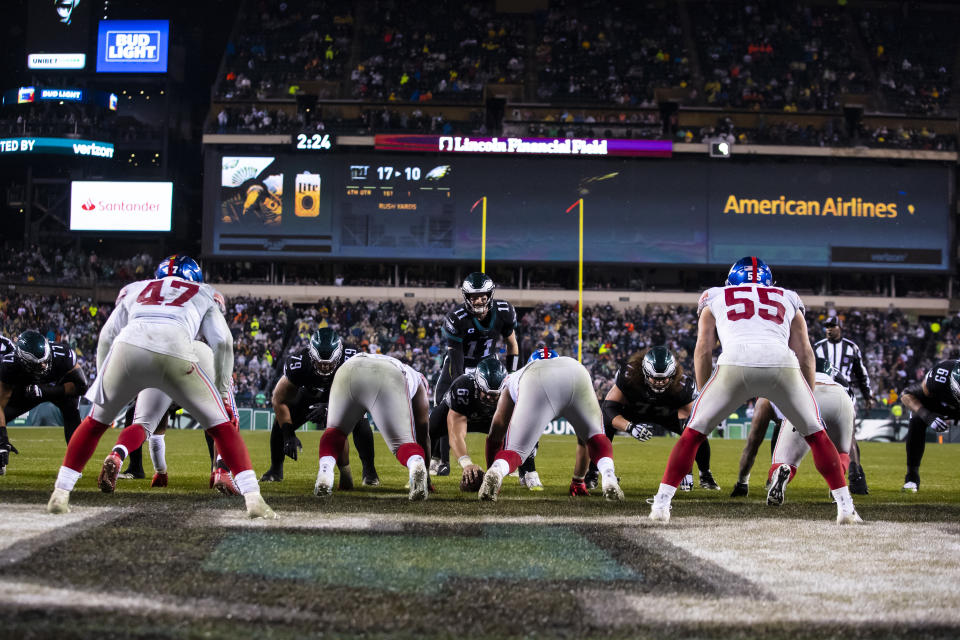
[709,140,731,158]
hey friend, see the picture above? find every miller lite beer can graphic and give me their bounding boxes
[295,172,321,217]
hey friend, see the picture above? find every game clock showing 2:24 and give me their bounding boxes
[294,133,333,151]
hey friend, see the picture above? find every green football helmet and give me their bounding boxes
[642,346,677,393]
[15,330,52,376]
[308,328,343,380]
[475,356,507,404]
[461,272,495,317]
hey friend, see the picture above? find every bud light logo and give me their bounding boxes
[97,20,169,73]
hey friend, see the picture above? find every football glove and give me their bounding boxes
[305,403,328,427]
[24,385,43,400]
[569,478,590,497]
[280,422,302,461]
[627,422,654,442]
[0,441,19,474]
[929,417,950,433]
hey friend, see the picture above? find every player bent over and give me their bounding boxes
[314,353,431,500]
[47,255,276,519]
[480,349,623,502]
[899,359,960,492]
[648,257,860,524]
[765,358,855,506]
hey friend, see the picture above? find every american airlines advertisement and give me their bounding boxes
[71,181,173,231]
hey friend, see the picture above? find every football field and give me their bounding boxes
[0,428,958,639]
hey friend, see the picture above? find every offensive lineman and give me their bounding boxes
[899,359,960,492]
[429,355,542,491]
[648,257,860,524]
[433,272,520,475]
[0,330,88,451]
[479,348,624,502]
[765,357,856,506]
[314,352,431,500]
[580,346,719,494]
[260,328,379,488]
[46,255,276,519]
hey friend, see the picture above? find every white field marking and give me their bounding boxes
[0,504,118,559]
[0,578,319,622]
[583,517,960,627]
[198,511,653,529]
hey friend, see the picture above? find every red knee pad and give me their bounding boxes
[395,443,425,467]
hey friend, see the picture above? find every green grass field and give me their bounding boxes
[0,427,958,639]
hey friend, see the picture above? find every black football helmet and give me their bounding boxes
[642,346,678,393]
[308,328,344,381]
[15,330,52,376]
[461,272,495,317]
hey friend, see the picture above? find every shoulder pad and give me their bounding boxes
[697,287,720,315]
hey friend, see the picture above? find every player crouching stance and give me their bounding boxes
[648,257,859,525]
[46,255,276,519]
[314,353,431,501]
[480,349,624,502]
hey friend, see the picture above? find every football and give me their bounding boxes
[459,466,484,492]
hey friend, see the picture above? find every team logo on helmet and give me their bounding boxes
[726,256,773,287]
[642,346,677,393]
[461,272,495,317]
[475,356,507,404]
[528,347,559,363]
[15,330,52,376]
[308,328,344,380]
[155,255,204,283]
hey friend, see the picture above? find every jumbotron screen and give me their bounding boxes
[203,152,952,270]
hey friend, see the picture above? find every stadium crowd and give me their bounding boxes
[3,286,955,415]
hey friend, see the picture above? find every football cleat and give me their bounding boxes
[150,472,168,488]
[213,468,240,495]
[98,452,123,493]
[429,458,440,476]
[647,495,671,522]
[478,466,504,502]
[766,464,791,506]
[678,474,694,492]
[314,461,335,497]
[46,488,71,514]
[601,472,624,502]
[584,468,599,490]
[849,470,869,495]
[837,510,864,525]
[259,469,283,482]
[569,479,590,497]
[435,462,451,477]
[244,492,278,519]
[361,470,380,487]
[902,481,918,493]
[699,470,721,491]
[519,471,544,491]
[408,459,428,501]
[730,481,749,498]
[118,470,145,480]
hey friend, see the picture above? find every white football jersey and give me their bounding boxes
[506,356,579,402]
[97,277,234,393]
[698,283,804,367]
[350,352,425,397]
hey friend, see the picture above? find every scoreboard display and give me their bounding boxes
[203,151,952,271]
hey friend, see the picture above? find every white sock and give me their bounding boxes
[597,456,615,477]
[657,483,677,500]
[832,486,853,510]
[491,459,510,476]
[233,469,258,495]
[738,473,750,484]
[55,466,82,491]
[148,434,167,473]
[114,444,129,459]
[405,454,424,471]
[319,455,336,471]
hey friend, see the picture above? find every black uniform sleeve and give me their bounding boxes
[498,301,517,338]
[283,353,307,387]
[446,344,465,380]
[447,375,473,414]
[901,381,924,400]
[55,365,88,398]
[677,376,697,404]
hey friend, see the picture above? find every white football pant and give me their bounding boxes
[773,383,854,467]
[131,341,216,434]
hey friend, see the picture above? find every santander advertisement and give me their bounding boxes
[70,181,172,231]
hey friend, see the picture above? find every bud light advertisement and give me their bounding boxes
[96,20,169,73]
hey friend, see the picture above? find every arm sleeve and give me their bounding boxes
[52,366,88,398]
[501,304,517,339]
[601,399,626,426]
[446,345,465,380]
[199,308,235,397]
[902,381,924,399]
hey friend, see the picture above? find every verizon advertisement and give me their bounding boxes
[70,181,172,231]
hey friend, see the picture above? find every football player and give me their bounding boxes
[479,348,623,502]
[47,255,276,519]
[764,357,856,506]
[648,257,860,524]
[261,327,379,488]
[429,355,542,490]
[432,272,520,476]
[0,330,89,461]
[899,359,960,492]
[314,352,431,500]
[578,346,718,496]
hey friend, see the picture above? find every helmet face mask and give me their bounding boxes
[461,272,495,317]
[308,328,343,380]
[15,330,52,377]
[642,346,677,394]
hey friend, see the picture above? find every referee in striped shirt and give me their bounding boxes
[814,316,874,494]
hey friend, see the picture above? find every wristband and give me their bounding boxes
[458,455,474,469]
[507,354,520,372]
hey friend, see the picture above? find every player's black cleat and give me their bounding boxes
[259,469,283,482]
[730,481,749,497]
[436,462,451,477]
[699,470,721,491]
[584,468,599,490]
[848,466,869,495]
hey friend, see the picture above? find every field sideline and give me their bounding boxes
[0,428,958,639]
